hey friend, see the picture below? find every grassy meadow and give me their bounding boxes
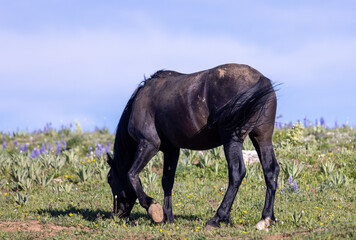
[0,122,355,239]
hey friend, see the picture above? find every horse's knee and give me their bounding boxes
[275,163,280,176]
[229,165,246,187]
[127,171,138,187]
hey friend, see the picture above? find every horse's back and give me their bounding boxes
[128,64,273,149]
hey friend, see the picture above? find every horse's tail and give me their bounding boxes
[208,76,275,133]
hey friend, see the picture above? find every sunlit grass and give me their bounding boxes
[0,123,355,239]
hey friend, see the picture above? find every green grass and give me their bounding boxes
[0,124,355,239]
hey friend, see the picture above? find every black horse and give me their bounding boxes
[107,63,279,231]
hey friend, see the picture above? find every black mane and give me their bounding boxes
[143,69,184,85]
[113,69,183,174]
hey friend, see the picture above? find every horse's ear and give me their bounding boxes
[107,152,114,167]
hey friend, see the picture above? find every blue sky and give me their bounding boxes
[1,0,355,132]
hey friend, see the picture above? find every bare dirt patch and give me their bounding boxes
[0,220,90,236]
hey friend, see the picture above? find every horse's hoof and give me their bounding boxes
[148,203,164,223]
[206,220,220,229]
[255,217,272,232]
[164,216,175,224]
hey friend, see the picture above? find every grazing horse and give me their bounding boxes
[107,63,279,231]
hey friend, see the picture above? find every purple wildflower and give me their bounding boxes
[40,142,47,155]
[14,140,18,148]
[24,143,28,152]
[61,136,67,149]
[288,176,293,185]
[95,142,99,156]
[106,141,110,153]
[44,122,52,132]
[48,143,51,153]
[2,136,6,150]
[293,180,297,190]
[320,118,325,127]
[31,148,40,158]
[101,143,105,154]
[57,141,61,154]
[89,145,93,152]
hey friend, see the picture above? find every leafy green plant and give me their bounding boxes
[214,161,220,175]
[292,210,304,227]
[13,192,30,206]
[329,172,351,186]
[197,153,212,168]
[280,159,304,180]
[181,149,199,166]
[35,173,55,187]
[142,170,158,188]
[209,147,223,160]
[94,156,110,181]
[76,164,94,182]
[50,155,66,175]
[245,163,261,181]
[320,161,335,176]
[59,182,73,193]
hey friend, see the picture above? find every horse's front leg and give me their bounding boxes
[162,148,180,223]
[206,137,246,228]
[127,139,163,223]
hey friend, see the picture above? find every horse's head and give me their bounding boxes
[107,153,136,218]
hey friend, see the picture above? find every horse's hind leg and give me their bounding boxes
[206,131,246,228]
[162,147,180,223]
[249,126,280,231]
[127,139,163,223]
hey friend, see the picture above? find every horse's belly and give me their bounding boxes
[162,126,222,150]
